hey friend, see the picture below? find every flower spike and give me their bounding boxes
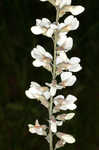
[25,0,85,149]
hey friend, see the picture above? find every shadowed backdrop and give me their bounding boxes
[0,0,99,150]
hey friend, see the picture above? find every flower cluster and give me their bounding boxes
[25,0,85,150]
[28,120,47,136]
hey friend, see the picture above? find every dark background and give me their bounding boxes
[0,0,99,150]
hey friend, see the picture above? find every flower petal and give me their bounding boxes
[36,128,44,135]
[67,104,77,110]
[64,15,79,30]
[54,95,64,100]
[31,47,44,59]
[36,19,42,26]
[60,105,67,110]
[30,81,40,88]
[70,57,80,64]
[66,94,77,103]
[64,15,74,26]
[45,51,53,59]
[50,87,57,96]
[69,64,82,72]
[51,121,57,133]
[44,91,51,100]
[56,121,63,126]
[31,26,43,35]
[33,59,44,67]
[66,75,77,86]
[46,28,54,37]
[64,0,71,6]
[60,0,72,8]
[57,33,67,46]
[54,95,64,105]
[25,90,35,99]
[61,72,72,81]
[70,6,85,16]
[64,37,73,51]
[28,126,36,134]
[65,113,75,120]
[36,45,46,54]
[62,134,76,143]
[41,18,51,27]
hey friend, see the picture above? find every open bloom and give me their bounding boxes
[56,132,76,144]
[53,94,77,113]
[58,15,79,34]
[56,51,82,74]
[57,33,73,52]
[55,131,76,149]
[31,18,57,37]
[25,81,50,99]
[46,80,63,96]
[31,45,52,72]
[28,120,47,136]
[59,5,85,18]
[25,82,50,108]
[49,116,63,133]
[59,72,77,87]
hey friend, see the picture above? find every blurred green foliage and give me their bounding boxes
[0,0,99,150]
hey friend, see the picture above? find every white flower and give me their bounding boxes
[56,132,76,144]
[25,82,50,108]
[25,82,50,109]
[60,72,77,87]
[56,51,82,73]
[31,18,57,37]
[56,113,75,121]
[31,45,52,71]
[57,33,73,52]
[28,120,47,136]
[58,15,79,34]
[25,81,50,100]
[69,5,85,16]
[54,94,77,111]
[46,80,63,96]
[49,116,63,133]
[59,5,85,18]
[68,57,82,72]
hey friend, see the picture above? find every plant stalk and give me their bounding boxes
[49,7,60,150]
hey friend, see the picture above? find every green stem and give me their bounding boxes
[53,7,60,80]
[49,96,53,150]
[49,7,60,150]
